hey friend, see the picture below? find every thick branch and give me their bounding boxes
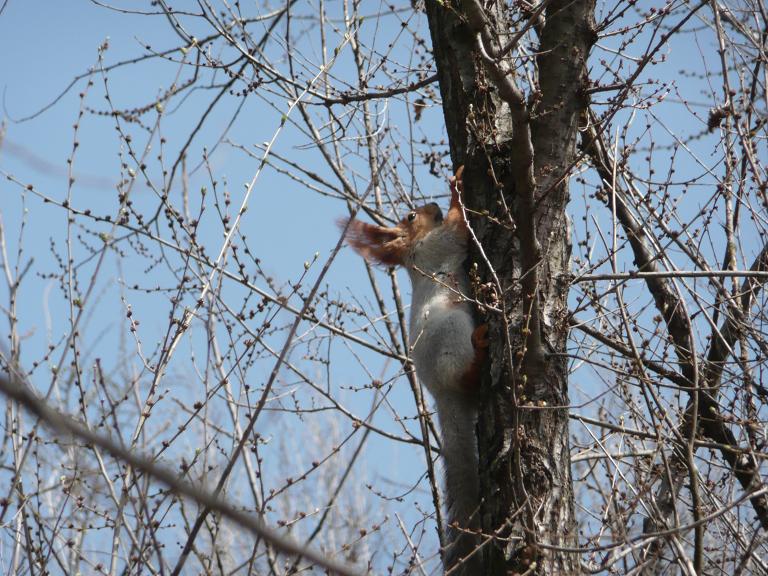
[583,121,696,381]
[704,244,768,389]
[460,0,544,364]
[425,2,595,573]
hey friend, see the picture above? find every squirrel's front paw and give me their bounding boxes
[449,165,465,195]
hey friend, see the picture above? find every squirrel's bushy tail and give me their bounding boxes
[435,392,482,574]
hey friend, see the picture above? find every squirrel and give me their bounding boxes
[341,167,487,574]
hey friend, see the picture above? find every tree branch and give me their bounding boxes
[0,370,361,576]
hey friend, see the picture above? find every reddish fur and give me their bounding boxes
[340,204,443,267]
[340,219,407,266]
[460,324,489,392]
[446,165,469,238]
[341,167,469,267]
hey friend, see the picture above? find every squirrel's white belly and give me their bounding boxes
[409,289,475,395]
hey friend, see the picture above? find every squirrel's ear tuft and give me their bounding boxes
[339,218,406,266]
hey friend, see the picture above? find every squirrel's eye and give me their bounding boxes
[407,212,417,222]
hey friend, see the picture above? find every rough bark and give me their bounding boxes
[425,1,595,574]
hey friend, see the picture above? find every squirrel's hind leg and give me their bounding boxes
[460,324,489,392]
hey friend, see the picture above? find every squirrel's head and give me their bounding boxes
[341,202,444,266]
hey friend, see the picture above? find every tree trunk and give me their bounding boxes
[425,1,595,573]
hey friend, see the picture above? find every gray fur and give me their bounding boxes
[405,225,482,574]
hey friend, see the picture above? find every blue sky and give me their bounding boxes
[1,0,761,571]
[1,3,451,570]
